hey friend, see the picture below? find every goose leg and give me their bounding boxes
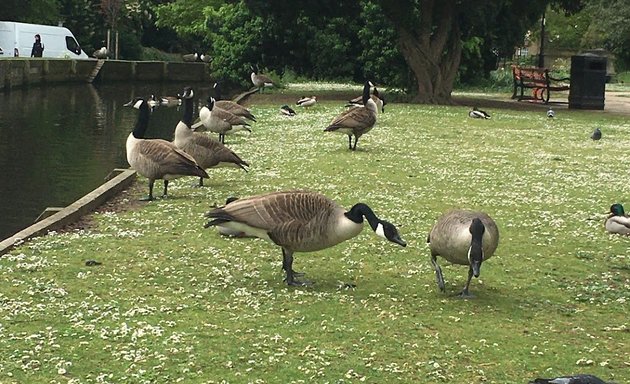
[282,249,310,286]
[347,135,352,150]
[198,177,204,187]
[430,254,445,292]
[459,267,475,298]
[352,135,359,150]
[162,180,169,198]
[141,180,156,201]
[219,133,225,144]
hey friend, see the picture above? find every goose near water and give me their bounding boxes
[124,97,208,200]
[325,80,377,150]
[427,210,499,297]
[172,87,249,187]
[250,65,274,92]
[213,82,256,122]
[193,96,252,144]
[204,190,406,286]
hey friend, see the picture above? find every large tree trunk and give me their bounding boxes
[380,0,462,104]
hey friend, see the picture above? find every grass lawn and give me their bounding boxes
[0,84,628,384]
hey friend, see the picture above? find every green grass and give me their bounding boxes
[0,87,629,384]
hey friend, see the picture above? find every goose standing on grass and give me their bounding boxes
[325,80,377,150]
[173,87,249,187]
[591,127,602,140]
[250,65,274,92]
[605,203,630,235]
[193,97,252,144]
[280,105,296,116]
[124,97,208,201]
[213,81,256,122]
[469,107,491,119]
[547,107,555,118]
[204,190,407,286]
[427,210,499,297]
[296,96,317,108]
[529,374,610,384]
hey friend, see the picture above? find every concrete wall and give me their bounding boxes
[1,58,211,91]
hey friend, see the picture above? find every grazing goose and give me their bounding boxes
[605,203,630,235]
[124,97,208,201]
[193,97,252,144]
[468,107,491,119]
[250,65,274,92]
[204,190,407,286]
[591,127,602,140]
[280,105,296,116]
[547,107,555,118]
[347,87,386,113]
[213,82,256,122]
[296,96,317,108]
[529,374,610,384]
[427,210,499,297]
[173,87,249,187]
[325,80,377,150]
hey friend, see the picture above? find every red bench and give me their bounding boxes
[512,66,570,103]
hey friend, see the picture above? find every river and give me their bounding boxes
[0,82,210,240]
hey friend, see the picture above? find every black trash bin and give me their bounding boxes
[569,54,607,110]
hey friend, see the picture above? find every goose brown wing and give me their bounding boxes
[192,133,249,169]
[325,107,376,131]
[138,139,206,177]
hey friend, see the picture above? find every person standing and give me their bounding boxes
[31,34,44,57]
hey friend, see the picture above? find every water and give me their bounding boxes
[0,82,210,240]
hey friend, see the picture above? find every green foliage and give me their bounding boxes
[0,0,61,24]
[140,46,181,62]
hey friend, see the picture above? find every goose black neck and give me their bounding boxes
[470,218,485,246]
[132,102,150,139]
[345,203,379,229]
[362,82,371,105]
[214,84,223,101]
[182,96,193,127]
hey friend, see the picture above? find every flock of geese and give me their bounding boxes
[122,68,626,299]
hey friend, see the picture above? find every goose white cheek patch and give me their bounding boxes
[134,100,144,109]
[375,223,386,239]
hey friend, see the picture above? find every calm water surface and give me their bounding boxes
[0,82,210,240]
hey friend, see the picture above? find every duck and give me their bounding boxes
[280,105,296,116]
[605,203,630,235]
[547,107,555,118]
[212,82,256,122]
[250,65,274,92]
[160,95,181,107]
[528,374,610,384]
[427,210,499,297]
[193,97,252,144]
[469,107,491,119]
[92,46,108,59]
[591,127,602,140]
[172,87,249,187]
[325,80,377,150]
[347,87,386,113]
[296,96,317,108]
[204,190,406,286]
[123,97,208,201]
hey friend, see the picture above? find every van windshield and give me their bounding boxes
[65,36,81,55]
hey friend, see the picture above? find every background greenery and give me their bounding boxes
[0,84,627,383]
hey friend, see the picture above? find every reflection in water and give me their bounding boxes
[0,82,210,240]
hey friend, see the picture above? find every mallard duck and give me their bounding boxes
[124,97,208,201]
[605,203,630,235]
[296,96,317,108]
[427,210,499,297]
[204,190,406,286]
[469,107,491,119]
[280,105,296,116]
[325,80,377,150]
[529,374,609,384]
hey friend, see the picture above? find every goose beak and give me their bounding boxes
[391,235,407,247]
[123,100,134,107]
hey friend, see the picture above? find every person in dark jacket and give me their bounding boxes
[31,34,44,57]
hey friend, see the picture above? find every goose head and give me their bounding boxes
[467,218,486,277]
[205,96,216,111]
[345,203,406,247]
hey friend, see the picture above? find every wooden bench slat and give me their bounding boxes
[512,65,570,103]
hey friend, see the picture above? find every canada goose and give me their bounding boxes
[347,87,386,113]
[591,127,602,140]
[92,46,108,59]
[605,203,630,235]
[250,65,274,92]
[296,96,317,108]
[204,190,407,286]
[468,107,491,119]
[280,105,296,116]
[173,87,249,187]
[427,210,499,297]
[124,97,209,201]
[193,97,252,144]
[160,95,181,107]
[147,94,160,108]
[182,52,199,62]
[213,82,256,122]
[547,107,555,118]
[528,374,610,384]
[199,53,211,63]
[325,80,377,150]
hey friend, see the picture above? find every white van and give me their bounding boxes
[0,21,89,59]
